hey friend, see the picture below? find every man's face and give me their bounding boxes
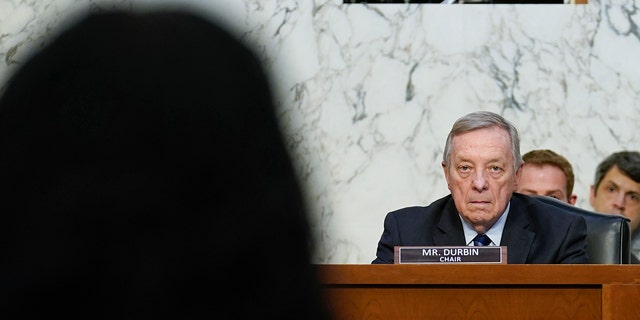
[517,163,576,205]
[442,126,520,234]
[590,165,640,232]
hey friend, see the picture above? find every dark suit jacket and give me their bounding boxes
[372,193,588,264]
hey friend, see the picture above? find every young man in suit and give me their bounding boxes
[590,151,640,263]
[372,111,588,264]
[516,149,577,205]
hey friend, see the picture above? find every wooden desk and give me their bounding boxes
[317,264,640,319]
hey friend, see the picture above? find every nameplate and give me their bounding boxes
[394,246,507,264]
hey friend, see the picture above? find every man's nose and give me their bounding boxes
[472,172,489,191]
[613,192,626,209]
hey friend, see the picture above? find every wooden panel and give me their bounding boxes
[602,284,640,320]
[318,265,640,319]
[318,264,640,285]
[326,286,601,319]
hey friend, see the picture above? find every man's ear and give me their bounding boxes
[514,162,524,183]
[442,161,451,191]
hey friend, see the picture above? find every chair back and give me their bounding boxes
[533,195,631,264]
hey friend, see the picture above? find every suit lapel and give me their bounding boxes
[501,196,535,263]
[434,197,466,246]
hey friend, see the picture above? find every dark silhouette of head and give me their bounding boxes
[1,9,329,319]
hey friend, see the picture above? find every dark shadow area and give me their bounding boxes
[1,9,331,320]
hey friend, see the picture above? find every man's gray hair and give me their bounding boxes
[442,111,523,172]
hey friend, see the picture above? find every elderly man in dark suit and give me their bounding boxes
[372,111,588,264]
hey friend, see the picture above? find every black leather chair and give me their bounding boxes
[532,195,631,264]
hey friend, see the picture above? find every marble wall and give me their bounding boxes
[2,0,639,264]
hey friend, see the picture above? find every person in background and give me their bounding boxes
[516,149,577,205]
[590,151,640,263]
[371,111,588,264]
[0,10,330,319]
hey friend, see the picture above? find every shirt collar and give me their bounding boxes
[460,201,510,246]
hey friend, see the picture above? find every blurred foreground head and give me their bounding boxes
[1,9,328,319]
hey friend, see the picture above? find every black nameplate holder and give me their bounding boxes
[394,246,507,264]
